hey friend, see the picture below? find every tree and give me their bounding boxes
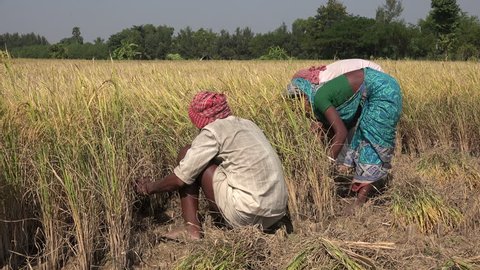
[316,16,377,59]
[371,21,414,59]
[94,37,104,45]
[453,13,480,60]
[0,32,49,49]
[259,46,290,60]
[165,53,183,60]
[192,28,217,59]
[71,27,83,44]
[376,0,404,23]
[131,25,148,59]
[173,27,195,59]
[415,17,438,58]
[315,0,348,31]
[429,0,461,59]
[231,27,254,60]
[291,18,316,59]
[308,0,349,59]
[60,27,84,45]
[152,25,174,59]
[10,45,50,58]
[250,23,293,58]
[112,40,140,60]
[107,24,173,60]
[49,44,68,59]
[214,30,236,59]
[173,27,217,59]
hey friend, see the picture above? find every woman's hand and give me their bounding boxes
[324,107,348,160]
[310,121,324,135]
[335,164,353,175]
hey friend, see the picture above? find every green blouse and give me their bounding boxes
[312,74,355,125]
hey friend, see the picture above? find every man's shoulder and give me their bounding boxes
[203,116,259,133]
[206,116,245,126]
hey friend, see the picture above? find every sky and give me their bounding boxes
[1,0,479,44]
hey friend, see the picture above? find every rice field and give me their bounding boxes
[1,56,479,269]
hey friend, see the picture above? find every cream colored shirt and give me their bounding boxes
[174,116,288,218]
[319,59,383,83]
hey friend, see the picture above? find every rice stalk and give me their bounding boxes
[416,149,480,189]
[287,238,390,270]
[0,109,44,268]
[320,238,368,270]
[286,247,314,270]
[34,147,69,269]
[392,182,464,233]
[441,256,480,270]
[50,151,99,270]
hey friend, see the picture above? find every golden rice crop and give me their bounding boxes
[1,57,479,268]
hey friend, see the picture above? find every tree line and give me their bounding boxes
[1,0,479,61]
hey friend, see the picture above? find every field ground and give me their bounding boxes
[0,59,479,269]
[128,155,480,270]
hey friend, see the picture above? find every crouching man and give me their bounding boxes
[135,91,289,240]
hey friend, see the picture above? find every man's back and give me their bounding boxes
[204,116,287,217]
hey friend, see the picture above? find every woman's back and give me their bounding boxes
[319,59,382,83]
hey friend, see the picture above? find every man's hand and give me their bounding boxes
[134,177,151,196]
[134,173,185,195]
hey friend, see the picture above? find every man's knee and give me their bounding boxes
[201,165,216,182]
[177,144,191,164]
[199,164,217,202]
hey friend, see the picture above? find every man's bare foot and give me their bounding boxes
[164,223,201,241]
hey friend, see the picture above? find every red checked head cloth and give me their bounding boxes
[188,91,232,129]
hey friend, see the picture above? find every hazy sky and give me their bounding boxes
[1,0,479,43]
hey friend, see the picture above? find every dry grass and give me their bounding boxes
[1,57,479,269]
[416,147,480,189]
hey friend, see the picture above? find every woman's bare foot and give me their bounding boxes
[344,201,358,215]
[355,183,373,205]
[344,183,373,215]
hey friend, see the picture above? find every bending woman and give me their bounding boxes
[287,67,402,208]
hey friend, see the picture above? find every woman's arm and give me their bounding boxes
[323,106,348,160]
